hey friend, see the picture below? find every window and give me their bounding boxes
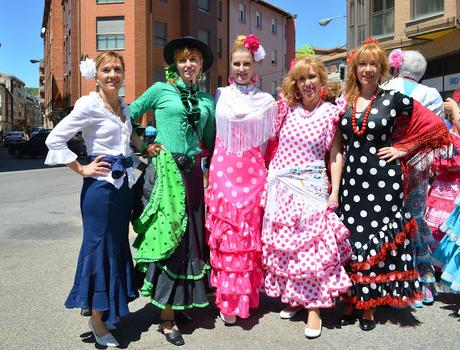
[197,0,210,12]
[217,1,222,21]
[271,18,277,34]
[118,83,125,97]
[357,0,366,45]
[271,81,277,96]
[154,21,167,46]
[96,17,124,50]
[256,11,262,29]
[217,75,223,87]
[217,38,222,59]
[197,29,210,45]
[348,0,356,48]
[259,77,263,90]
[239,4,246,23]
[270,50,277,65]
[371,0,394,37]
[413,0,443,19]
[97,0,124,3]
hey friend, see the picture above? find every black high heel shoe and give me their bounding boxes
[359,317,376,331]
[159,320,185,346]
[338,314,356,326]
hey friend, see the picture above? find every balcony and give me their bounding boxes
[405,16,459,40]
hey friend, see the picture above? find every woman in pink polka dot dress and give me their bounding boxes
[262,57,352,339]
[205,35,276,325]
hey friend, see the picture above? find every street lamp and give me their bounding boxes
[30,59,41,64]
[319,15,346,26]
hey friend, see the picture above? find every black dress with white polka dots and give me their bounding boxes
[338,90,422,309]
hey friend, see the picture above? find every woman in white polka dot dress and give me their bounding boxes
[262,57,352,339]
[205,35,276,325]
[337,39,451,331]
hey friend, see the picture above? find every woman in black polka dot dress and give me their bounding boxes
[336,40,451,331]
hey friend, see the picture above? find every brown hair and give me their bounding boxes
[344,42,388,105]
[165,47,203,83]
[280,56,338,107]
[95,51,126,71]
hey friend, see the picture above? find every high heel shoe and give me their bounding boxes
[279,306,302,319]
[338,314,356,326]
[88,318,119,347]
[359,317,376,331]
[304,319,322,339]
[159,320,185,346]
[220,311,236,325]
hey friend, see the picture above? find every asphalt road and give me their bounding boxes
[0,148,458,349]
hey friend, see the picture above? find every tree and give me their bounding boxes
[295,45,315,58]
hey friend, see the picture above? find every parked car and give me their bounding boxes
[4,131,28,147]
[8,131,87,159]
[31,127,51,138]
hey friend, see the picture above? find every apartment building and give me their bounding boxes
[314,47,347,82]
[230,0,296,96]
[0,74,26,132]
[41,0,295,124]
[347,0,460,97]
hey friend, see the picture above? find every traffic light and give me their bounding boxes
[339,64,346,81]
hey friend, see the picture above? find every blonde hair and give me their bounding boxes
[344,42,388,104]
[280,56,337,107]
[95,51,125,71]
[231,35,253,59]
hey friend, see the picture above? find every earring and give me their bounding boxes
[251,74,259,83]
[228,76,236,85]
[320,86,328,100]
[295,90,301,100]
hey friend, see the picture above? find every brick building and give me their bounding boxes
[347,0,460,97]
[41,0,295,124]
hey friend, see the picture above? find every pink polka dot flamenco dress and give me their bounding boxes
[206,83,276,323]
[262,98,352,312]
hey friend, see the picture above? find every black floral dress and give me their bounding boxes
[338,90,422,309]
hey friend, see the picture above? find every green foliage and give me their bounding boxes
[295,45,315,58]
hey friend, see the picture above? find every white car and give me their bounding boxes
[5,131,28,147]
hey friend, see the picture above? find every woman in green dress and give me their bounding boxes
[129,36,215,346]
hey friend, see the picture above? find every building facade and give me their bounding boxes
[0,74,26,132]
[41,0,296,123]
[347,0,460,97]
[229,0,296,96]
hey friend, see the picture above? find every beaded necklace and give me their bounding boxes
[98,92,121,118]
[351,88,379,136]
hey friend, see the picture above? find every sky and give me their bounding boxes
[0,0,346,88]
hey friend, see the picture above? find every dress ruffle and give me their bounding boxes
[206,186,264,318]
[262,201,352,308]
[433,209,460,293]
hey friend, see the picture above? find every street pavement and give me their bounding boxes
[0,148,458,349]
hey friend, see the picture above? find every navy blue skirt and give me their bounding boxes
[65,177,138,324]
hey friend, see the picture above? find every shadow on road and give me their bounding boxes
[0,147,87,172]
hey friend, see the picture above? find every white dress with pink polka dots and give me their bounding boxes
[262,99,352,309]
[206,85,276,318]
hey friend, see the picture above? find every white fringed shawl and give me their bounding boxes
[215,85,277,154]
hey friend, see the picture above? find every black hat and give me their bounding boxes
[163,36,214,72]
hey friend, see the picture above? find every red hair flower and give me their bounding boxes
[244,34,261,53]
[346,50,357,64]
[362,37,380,45]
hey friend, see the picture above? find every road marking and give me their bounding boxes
[0,167,68,176]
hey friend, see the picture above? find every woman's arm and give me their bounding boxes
[328,130,343,208]
[66,154,111,177]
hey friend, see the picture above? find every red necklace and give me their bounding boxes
[351,88,379,136]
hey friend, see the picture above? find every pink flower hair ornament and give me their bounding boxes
[388,48,405,69]
[243,34,266,62]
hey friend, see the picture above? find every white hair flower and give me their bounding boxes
[79,58,97,80]
[253,45,266,62]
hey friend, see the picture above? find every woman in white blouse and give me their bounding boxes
[45,51,139,347]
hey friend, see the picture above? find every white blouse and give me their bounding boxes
[45,91,138,189]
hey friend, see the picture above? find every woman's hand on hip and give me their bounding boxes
[377,146,408,163]
[81,154,111,177]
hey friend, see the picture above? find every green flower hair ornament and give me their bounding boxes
[295,45,315,58]
[164,63,178,81]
